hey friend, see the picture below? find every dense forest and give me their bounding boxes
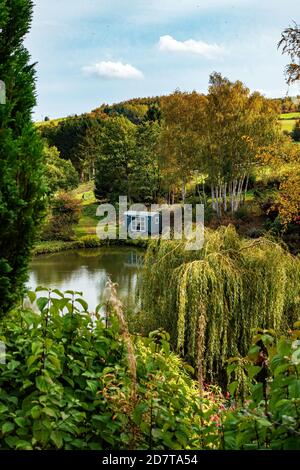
[0,0,299,454]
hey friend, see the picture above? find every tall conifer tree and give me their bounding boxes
[0,0,45,312]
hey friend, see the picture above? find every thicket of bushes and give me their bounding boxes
[0,287,299,450]
[0,288,222,450]
[42,193,82,242]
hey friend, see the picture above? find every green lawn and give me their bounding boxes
[278,113,299,133]
[280,119,297,133]
[71,181,99,237]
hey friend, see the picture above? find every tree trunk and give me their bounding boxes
[223,183,227,212]
[243,174,249,204]
[211,185,216,212]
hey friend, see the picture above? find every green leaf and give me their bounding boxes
[132,403,148,425]
[47,354,61,370]
[32,341,43,355]
[0,403,8,414]
[86,380,99,394]
[15,440,33,450]
[2,422,15,434]
[35,286,49,292]
[37,297,49,312]
[261,334,274,346]
[27,291,36,303]
[33,428,51,445]
[227,364,236,375]
[7,360,20,371]
[31,406,41,419]
[95,303,104,314]
[247,365,262,379]
[228,381,239,396]
[288,379,300,398]
[277,339,291,357]
[36,375,52,393]
[52,289,64,298]
[75,298,89,311]
[14,417,27,427]
[43,407,57,418]
[252,382,263,403]
[51,298,70,311]
[257,418,272,427]
[4,435,19,448]
[27,355,39,367]
[50,430,63,449]
[291,348,300,366]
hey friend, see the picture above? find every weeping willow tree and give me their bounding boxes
[140,226,300,384]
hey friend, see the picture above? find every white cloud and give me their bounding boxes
[158,35,226,58]
[82,61,144,80]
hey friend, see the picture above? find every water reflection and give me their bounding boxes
[28,248,143,311]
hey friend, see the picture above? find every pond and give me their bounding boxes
[28,248,144,312]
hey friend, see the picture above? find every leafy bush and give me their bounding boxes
[234,205,251,222]
[245,227,264,239]
[224,324,300,449]
[44,145,79,194]
[264,216,284,235]
[42,193,82,241]
[291,120,300,142]
[79,235,101,248]
[0,288,222,450]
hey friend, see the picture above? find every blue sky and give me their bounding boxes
[26,0,300,120]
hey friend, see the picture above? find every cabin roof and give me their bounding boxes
[124,211,159,217]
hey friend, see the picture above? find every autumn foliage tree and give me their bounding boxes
[258,138,300,224]
[160,91,207,203]
[202,73,279,216]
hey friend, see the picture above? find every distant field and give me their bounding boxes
[36,112,300,135]
[278,112,299,133]
[280,119,296,133]
[35,117,68,127]
[279,112,300,120]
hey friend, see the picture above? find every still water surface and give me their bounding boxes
[28,248,143,311]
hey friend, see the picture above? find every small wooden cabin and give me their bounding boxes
[124,211,161,236]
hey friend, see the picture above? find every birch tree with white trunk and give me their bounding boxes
[201,73,279,216]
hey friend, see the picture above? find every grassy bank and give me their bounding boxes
[33,237,148,256]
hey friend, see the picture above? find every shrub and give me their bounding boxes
[44,145,79,194]
[291,120,300,142]
[263,216,284,235]
[224,324,300,449]
[245,227,264,239]
[0,288,222,450]
[42,193,82,241]
[79,235,101,248]
[234,205,251,222]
